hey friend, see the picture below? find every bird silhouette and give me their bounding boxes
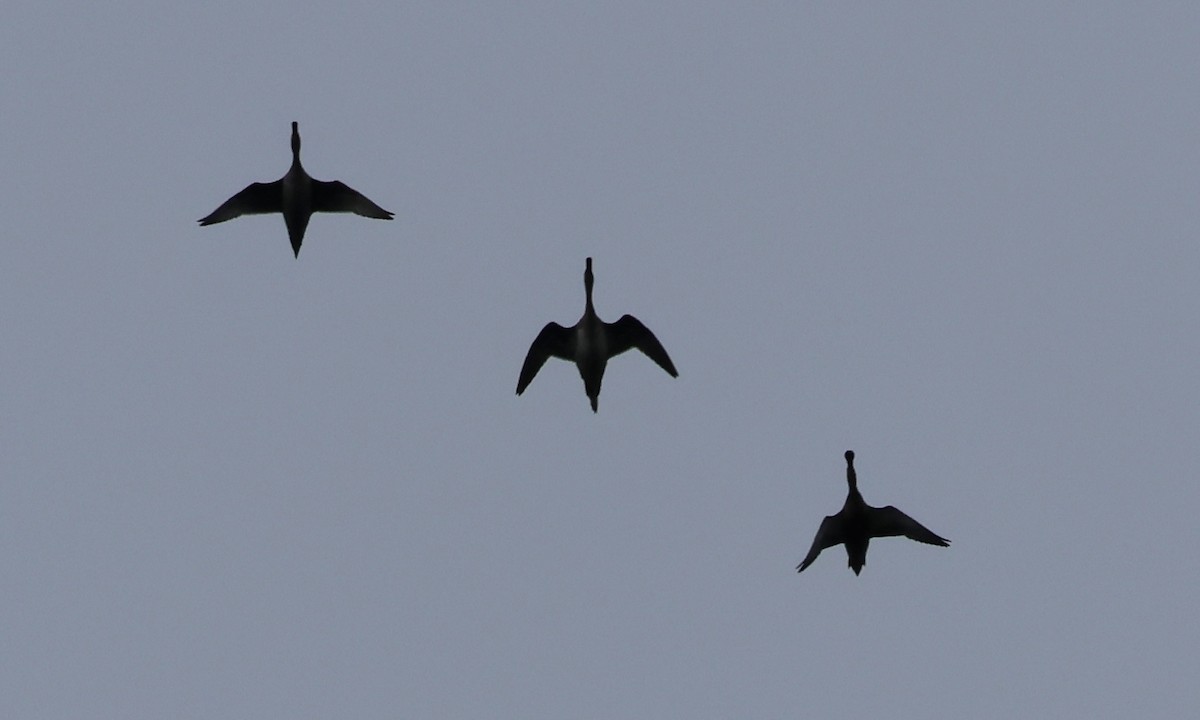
[517,257,677,412]
[199,122,393,257]
[797,450,949,575]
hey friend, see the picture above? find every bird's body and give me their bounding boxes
[516,257,677,412]
[280,162,313,247]
[199,122,393,257]
[796,451,949,575]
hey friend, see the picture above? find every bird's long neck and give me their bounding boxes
[583,257,595,315]
[290,122,302,169]
[846,460,859,494]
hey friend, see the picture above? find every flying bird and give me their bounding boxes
[796,450,949,575]
[198,122,393,257]
[516,257,677,412]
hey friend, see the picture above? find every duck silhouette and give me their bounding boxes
[516,257,677,412]
[199,122,393,257]
[797,451,949,575]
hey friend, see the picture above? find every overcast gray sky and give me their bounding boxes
[3,2,1198,717]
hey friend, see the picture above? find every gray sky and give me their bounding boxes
[3,2,1198,717]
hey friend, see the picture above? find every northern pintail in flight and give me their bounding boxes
[516,257,678,412]
[198,122,393,257]
[796,451,949,575]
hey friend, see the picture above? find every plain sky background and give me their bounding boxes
[3,2,1198,717]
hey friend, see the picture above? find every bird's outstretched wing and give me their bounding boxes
[796,514,846,573]
[867,506,949,546]
[516,322,574,395]
[312,180,394,219]
[608,314,678,377]
[198,180,284,225]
